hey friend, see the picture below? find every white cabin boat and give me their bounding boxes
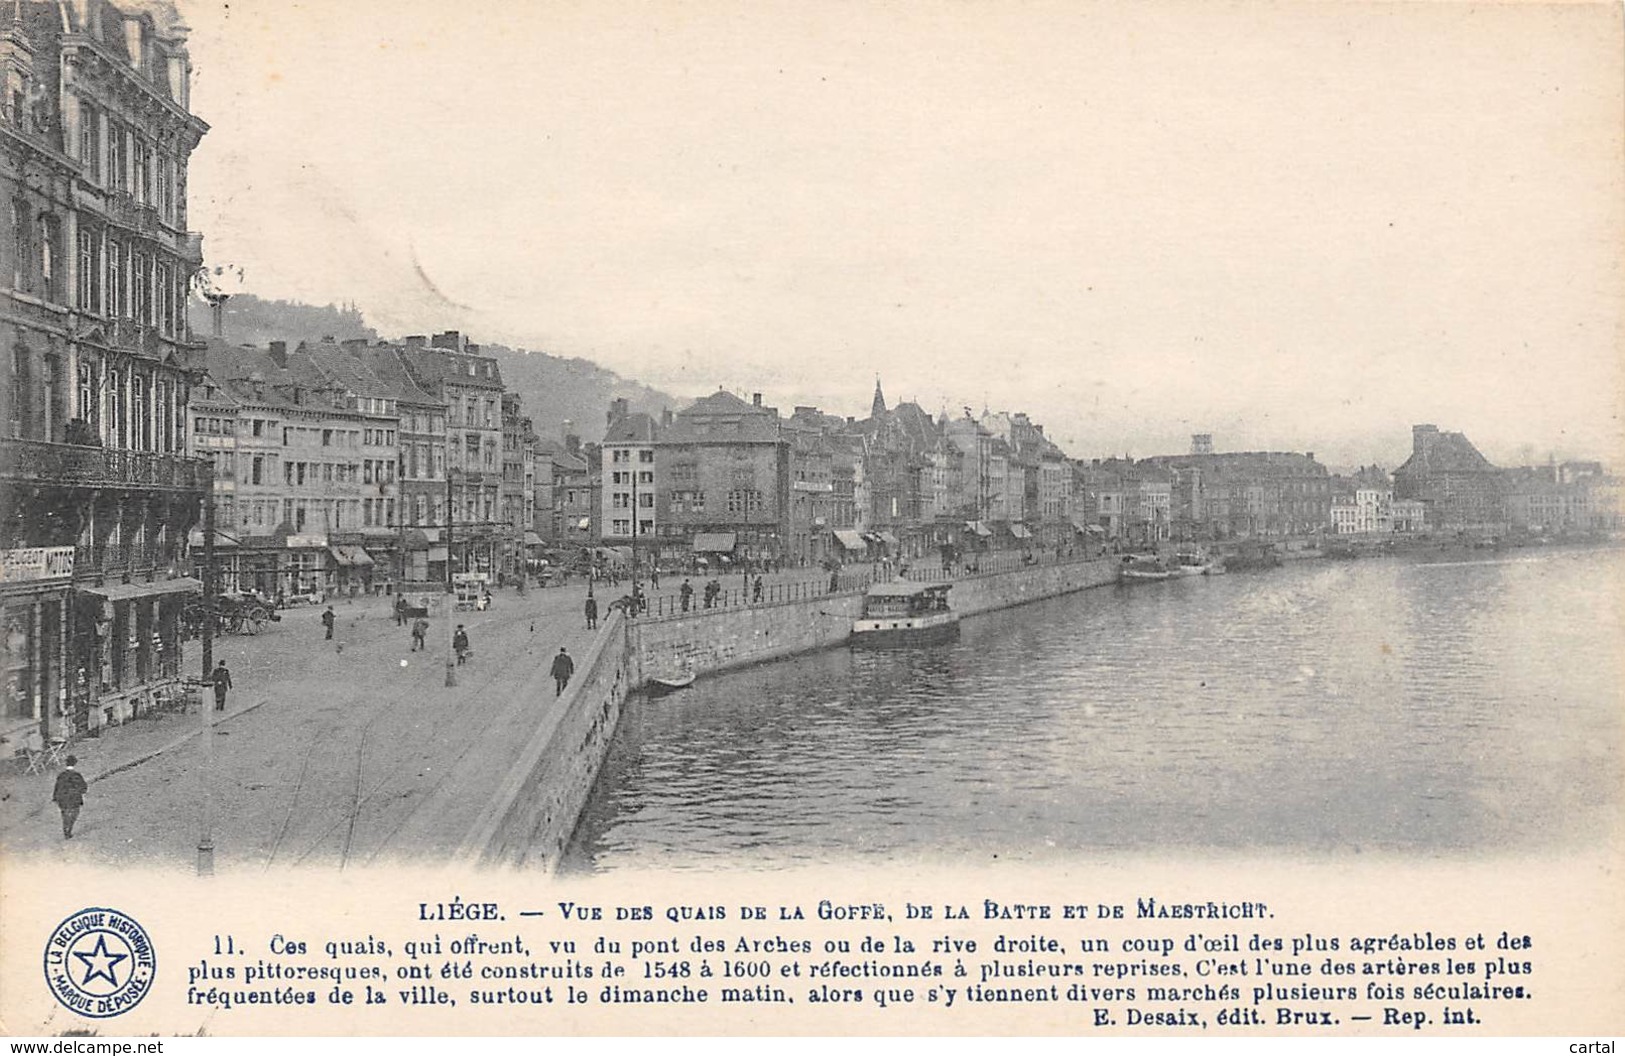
[851,582,959,646]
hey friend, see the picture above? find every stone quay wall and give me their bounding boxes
[469,556,1120,870]
[628,555,1120,685]
[459,608,633,871]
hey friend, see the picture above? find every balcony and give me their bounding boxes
[0,438,210,492]
[104,192,162,237]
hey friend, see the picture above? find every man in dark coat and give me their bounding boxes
[321,605,336,640]
[550,646,575,696]
[453,625,470,665]
[584,594,598,630]
[53,756,88,839]
[679,579,693,612]
[211,660,232,711]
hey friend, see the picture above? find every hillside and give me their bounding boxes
[479,343,678,443]
[189,293,376,347]
[192,294,683,442]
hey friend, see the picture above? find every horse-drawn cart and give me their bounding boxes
[182,592,281,638]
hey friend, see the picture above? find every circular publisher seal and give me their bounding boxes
[43,908,156,1018]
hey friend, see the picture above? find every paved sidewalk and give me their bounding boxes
[0,582,602,873]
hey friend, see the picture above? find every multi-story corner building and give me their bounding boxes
[599,398,657,557]
[194,341,400,597]
[1142,445,1332,538]
[654,389,788,566]
[551,440,593,547]
[1503,461,1621,534]
[783,405,854,566]
[347,340,447,587]
[1330,466,1393,535]
[499,391,537,580]
[293,338,414,591]
[1393,424,1504,532]
[393,332,505,575]
[2,0,208,743]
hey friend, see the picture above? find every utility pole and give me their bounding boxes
[444,471,456,688]
[197,468,216,877]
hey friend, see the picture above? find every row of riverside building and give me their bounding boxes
[2,0,1620,754]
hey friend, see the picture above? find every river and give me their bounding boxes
[563,546,1623,873]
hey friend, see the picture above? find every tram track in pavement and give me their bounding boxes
[267,603,586,869]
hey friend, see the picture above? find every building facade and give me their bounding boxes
[1393,424,1505,532]
[654,390,788,566]
[2,0,207,743]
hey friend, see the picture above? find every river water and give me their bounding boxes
[563,547,1623,873]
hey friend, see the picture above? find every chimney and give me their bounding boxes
[565,433,581,457]
[341,338,366,351]
[268,341,287,368]
[752,392,762,407]
[404,335,426,349]
[661,408,674,428]
[432,331,464,351]
[607,398,630,427]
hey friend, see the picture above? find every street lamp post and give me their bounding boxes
[197,468,216,877]
[444,471,456,688]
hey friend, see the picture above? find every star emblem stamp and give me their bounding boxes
[43,908,156,1019]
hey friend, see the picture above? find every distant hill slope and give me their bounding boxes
[189,293,376,347]
[479,343,680,444]
[192,294,684,442]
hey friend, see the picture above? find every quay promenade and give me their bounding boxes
[0,584,601,871]
[0,554,1116,871]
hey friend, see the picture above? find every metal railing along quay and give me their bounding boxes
[630,548,1107,621]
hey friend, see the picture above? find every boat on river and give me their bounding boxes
[1170,550,1216,576]
[647,671,697,697]
[851,581,959,646]
[1119,554,1174,582]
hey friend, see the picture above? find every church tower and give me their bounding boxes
[871,376,887,419]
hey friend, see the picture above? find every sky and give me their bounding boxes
[177,0,1623,468]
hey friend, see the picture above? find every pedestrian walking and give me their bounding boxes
[410,617,429,651]
[680,579,693,613]
[52,756,87,839]
[394,595,407,626]
[211,660,232,711]
[584,593,598,630]
[752,575,763,603]
[650,567,660,590]
[550,646,575,696]
[453,624,470,665]
[321,605,336,640]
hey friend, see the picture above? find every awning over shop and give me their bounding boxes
[876,531,900,547]
[1009,524,1032,539]
[692,532,737,553]
[81,577,203,603]
[965,521,993,537]
[1083,524,1106,536]
[329,546,374,567]
[833,529,869,551]
[426,546,449,562]
[524,531,544,547]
